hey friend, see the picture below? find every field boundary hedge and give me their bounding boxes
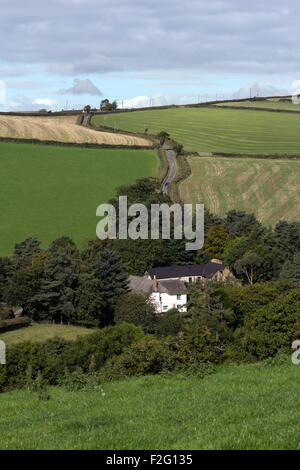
[185,151,300,161]
[212,152,300,160]
[0,317,31,333]
[88,95,293,115]
[0,111,82,117]
[0,136,155,151]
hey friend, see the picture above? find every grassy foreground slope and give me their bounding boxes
[0,323,94,347]
[92,107,300,154]
[180,157,300,225]
[0,115,150,146]
[0,142,159,255]
[0,361,299,450]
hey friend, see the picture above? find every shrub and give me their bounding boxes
[114,293,157,333]
[229,290,300,361]
[102,327,224,379]
[102,336,175,378]
[155,308,185,337]
[0,322,144,392]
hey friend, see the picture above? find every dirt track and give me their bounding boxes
[0,115,150,146]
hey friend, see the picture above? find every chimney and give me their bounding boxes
[153,275,158,292]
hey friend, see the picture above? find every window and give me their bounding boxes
[177,305,182,310]
[163,306,168,311]
[189,277,192,283]
[177,294,182,300]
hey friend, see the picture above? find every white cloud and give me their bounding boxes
[34,98,57,106]
[231,82,290,99]
[4,95,59,111]
[59,78,103,96]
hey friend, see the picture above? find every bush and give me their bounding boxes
[155,308,185,337]
[114,294,157,333]
[101,327,224,379]
[101,336,175,379]
[0,322,144,392]
[229,290,300,361]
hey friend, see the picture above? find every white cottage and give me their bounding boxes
[129,275,187,313]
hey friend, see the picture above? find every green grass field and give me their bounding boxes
[92,107,300,154]
[0,142,159,256]
[0,360,299,449]
[0,323,94,347]
[180,156,300,225]
[214,99,300,112]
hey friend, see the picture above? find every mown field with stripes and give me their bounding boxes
[92,107,300,155]
[180,156,300,225]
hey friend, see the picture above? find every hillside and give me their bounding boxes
[180,156,300,225]
[0,115,150,146]
[92,107,300,154]
[0,360,298,450]
[214,99,300,112]
[0,142,159,255]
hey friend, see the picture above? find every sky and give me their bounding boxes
[0,0,299,111]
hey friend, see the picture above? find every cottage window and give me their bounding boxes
[177,294,182,300]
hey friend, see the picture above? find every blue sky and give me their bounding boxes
[0,0,298,111]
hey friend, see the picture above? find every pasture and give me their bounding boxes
[92,107,300,154]
[0,360,299,449]
[0,323,94,347]
[0,142,159,255]
[0,115,150,146]
[214,99,300,112]
[180,156,300,225]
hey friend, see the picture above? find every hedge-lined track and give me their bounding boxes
[0,115,150,146]
[0,142,159,256]
[92,107,300,154]
[179,156,300,225]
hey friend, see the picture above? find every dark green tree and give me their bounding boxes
[234,252,262,285]
[114,293,157,332]
[75,270,104,327]
[93,249,129,325]
[12,237,41,269]
[36,253,78,324]
[280,252,300,282]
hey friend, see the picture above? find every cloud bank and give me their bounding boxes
[0,0,300,80]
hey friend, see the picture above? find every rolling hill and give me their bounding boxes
[0,114,150,146]
[92,106,300,155]
[180,156,300,225]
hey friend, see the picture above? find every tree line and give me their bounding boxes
[0,177,299,330]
